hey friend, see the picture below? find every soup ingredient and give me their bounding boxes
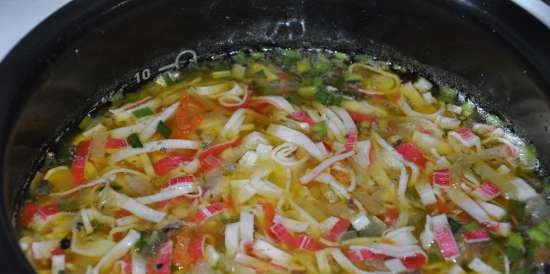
[18,50,546,274]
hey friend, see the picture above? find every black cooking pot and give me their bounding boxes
[1,0,549,272]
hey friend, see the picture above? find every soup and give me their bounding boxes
[17,50,550,274]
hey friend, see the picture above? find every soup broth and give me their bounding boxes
[17,49,550,274]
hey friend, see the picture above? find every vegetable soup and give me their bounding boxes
[17,49,550,274]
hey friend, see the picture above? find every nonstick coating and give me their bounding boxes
[0,0,549,272]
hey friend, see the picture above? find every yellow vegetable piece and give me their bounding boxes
[341,99,388,117]
[72,134,87,146]
[401,83,436,113]
[368,162,396,202]
[84,161,98,181]
[437,142,452,155]
[349,63,400,95]
[44,166,74,192]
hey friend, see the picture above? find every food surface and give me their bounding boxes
[17,50,550,274]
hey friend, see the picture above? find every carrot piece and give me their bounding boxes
[172,232,191,269]
[384,207,399,226]
[114,209,132,218]
[187,235,205,263]
[261,202,276,228]
[348,111,377,124]
[170,96,204,139]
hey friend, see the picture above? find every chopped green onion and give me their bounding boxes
[232,64,246,79]
[296,59,311,74]
[461,100,475,117]
[537,220,550,235]
[506,245,523,261]
[156,121,172,138]
[505,233,525,261]
[59,201,79,211]
[314,88,331,104]
[154,73,173,87]
[334,52,350,62]
[438,86,457,103]
[282,49,302,65]
[357,218,386,237]
[507,233,525,251]
[314,87,343,106]
[519,144,537,169]
[286,94,305,105]
[486,114,503,126]
[250,51,265,60]
[463,222,479,231]
[332,52,350,68]
[311,121,327,142]
[78,115,93,130]
[233,51,248,64]
[510,267,530,274]
[110,90,124,103]
[221,217,239,225]
[136,230,166,256]
[127,133,143,148]
[132,107,154,118]
[508,200,526,221]
[344,72,362,82]
[211,70,232,79]
[312,55,332,74]
[448,218,461,234]
[527,227,550,246]
[125,91,148,103]
[427,251,444,263]
[340,230,358,241]
[544,184,550,197]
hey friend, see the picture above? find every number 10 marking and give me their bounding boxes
[134,68,151,84]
